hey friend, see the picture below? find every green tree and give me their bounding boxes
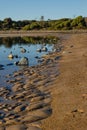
[29,22,41,30]
[3,18,12,30]
[22,24,30,30]
[0,20,2,30]
[71,16,86,28]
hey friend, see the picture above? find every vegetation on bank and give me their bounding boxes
[0,16,87,31]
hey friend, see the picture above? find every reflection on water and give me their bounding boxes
[0,36,59,87]
[0,36,59,48]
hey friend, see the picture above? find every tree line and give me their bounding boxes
[0,16,87,30]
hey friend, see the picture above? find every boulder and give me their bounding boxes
[0,65,4,68]
[8,54,14,59]
[18,57,29,66]
[21,48,26,53]
[0,64,4,70]
[41,47,48,52]
[36,49,41,52]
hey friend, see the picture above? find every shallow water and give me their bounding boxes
[0,36,59,87]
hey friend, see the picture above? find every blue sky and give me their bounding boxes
[0,0,87,20]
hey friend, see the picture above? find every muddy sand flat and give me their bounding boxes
[0,32,87,130]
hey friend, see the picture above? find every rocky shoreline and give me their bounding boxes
[0,37,62,130]
[0,32,87,130]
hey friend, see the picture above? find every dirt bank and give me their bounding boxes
[42,33,87,130]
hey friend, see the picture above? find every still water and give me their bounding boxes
[0,36,59,86]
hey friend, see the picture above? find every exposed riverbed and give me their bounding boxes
[0,36,60,87]
[0,35,62,130]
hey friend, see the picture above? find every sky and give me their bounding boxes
[0,0,87,21]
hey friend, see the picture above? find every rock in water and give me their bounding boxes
[8,54,14,59]
[0,65,4,68]
[18,57,29,66]
[36,49,41,52]
[0,64,4,70]
[21,48,26,53]
[42,47,48,52]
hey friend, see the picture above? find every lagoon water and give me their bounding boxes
[0,36,58,87]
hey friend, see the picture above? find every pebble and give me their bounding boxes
[82,93,87,99]
[71,109,84,113]
[77,109,84,113]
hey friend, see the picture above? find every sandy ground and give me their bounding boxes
[42,33,87,130]
[0,32,87,130]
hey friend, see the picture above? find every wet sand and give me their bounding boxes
[0,32,87,130]
[0,32,61,130]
